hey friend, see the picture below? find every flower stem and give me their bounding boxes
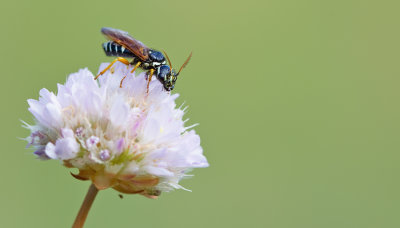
[72,184,99,228]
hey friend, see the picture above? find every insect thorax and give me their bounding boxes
[142,50,166,69]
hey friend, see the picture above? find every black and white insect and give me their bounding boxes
[95,27,192,92]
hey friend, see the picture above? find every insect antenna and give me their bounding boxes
[162,50,173,68]
[177,52,193,76]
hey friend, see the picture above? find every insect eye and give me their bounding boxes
[157,65,171,81]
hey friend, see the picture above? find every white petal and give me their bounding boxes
[145,166,174,177]
[140,118,161,142]
[61,128,74,138]
[45,142,57,159]
[43,103,63,128]
[110,95,129,128]
[54,136,79,160]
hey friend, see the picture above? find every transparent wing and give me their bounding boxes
[101,27,149,61]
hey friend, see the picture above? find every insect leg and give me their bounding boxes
[95,57,130,80]
[120,61,141,88]
[130,61,142,73]
[146,69,155,94]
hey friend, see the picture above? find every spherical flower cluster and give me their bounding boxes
[24,63,208,198]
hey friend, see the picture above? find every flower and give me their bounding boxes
[24,62,209,198]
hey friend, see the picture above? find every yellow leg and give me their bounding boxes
[130,61,142,73]
[146,69,155,94]
[95,57,130,80]
[120,61,141,88]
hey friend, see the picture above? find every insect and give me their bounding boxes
[95,27,192,92]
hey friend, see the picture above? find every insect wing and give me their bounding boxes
[101,27,149,61]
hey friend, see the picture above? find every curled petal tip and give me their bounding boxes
[70,172,89,181]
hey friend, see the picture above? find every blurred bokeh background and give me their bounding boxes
[1,0,400,227]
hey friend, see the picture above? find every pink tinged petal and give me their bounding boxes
[140,118,161,142]
[39,88,60,107]
[145,166,174,177]
[75,90,102,117]
[119,71,137,93]
[28,91,63,129]
[44,129,79,160]
[45,142,57,159]
[56,83,72,107]
[132,119,141,133]
[66,68,96,90]
[123,163,139,174]
[38,88,52,103]
[61,128,74,138]
[129,73,148,97]
[43,103,63,128]
[98,62,128,88]
[87,93,103,116]
[130,111,144,136]
[187,153,209,168]
[147,148,168,160]
[166,131,209,168]
[67,72,102,116]
[27,99,46,124]
[54,136,80,160]
[110,96,130,128]
[115,138,125,153]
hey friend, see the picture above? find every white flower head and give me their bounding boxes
[24,62,209,198]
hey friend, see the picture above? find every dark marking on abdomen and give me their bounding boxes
[102,41,135,58]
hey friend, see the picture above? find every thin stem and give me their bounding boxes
[72,184,99,228]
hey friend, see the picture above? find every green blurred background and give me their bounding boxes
[1,0,400,227]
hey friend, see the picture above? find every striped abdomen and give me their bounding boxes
[102,41,135,58]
